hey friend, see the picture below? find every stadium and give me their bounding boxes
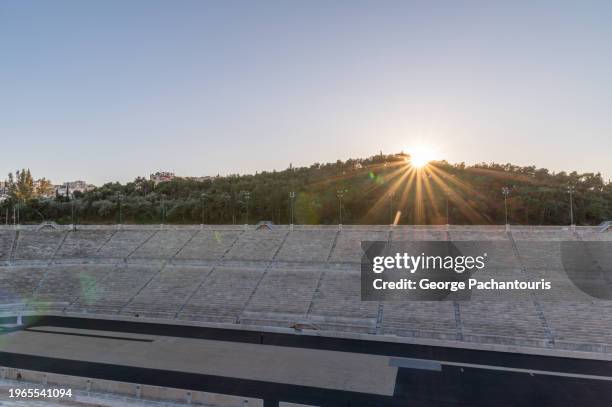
[4,0,612,405]
[1,223,611,406]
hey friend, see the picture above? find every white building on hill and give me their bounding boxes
[150,171,176,185]
[55,180,94,197]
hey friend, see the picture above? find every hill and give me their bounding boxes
[2,153,611,225]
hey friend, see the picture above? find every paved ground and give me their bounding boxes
[1,319,612,406]
[0,327,397,396]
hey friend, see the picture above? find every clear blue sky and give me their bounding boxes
[1,1,611,185]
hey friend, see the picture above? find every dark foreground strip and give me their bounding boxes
[23,328,154,343]
[0,351,611,407]
[3,315,612,406]
[19,315,612,378]
[0,351,388,407]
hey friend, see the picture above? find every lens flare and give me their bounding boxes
[408,146,435,169]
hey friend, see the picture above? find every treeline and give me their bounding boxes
[1,153,611,225]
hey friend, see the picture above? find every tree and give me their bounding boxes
[4,154,611,225]
[35,178,54,198]
[8,169,35,202]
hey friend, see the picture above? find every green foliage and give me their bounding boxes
[1,153,611,225]
[8,169,35,201]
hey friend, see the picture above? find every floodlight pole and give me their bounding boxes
[388,192,394,225]
[445,188,450,226]
[244,192,251,225]
[161,197,165,224]
[502,187,511,227]
[567,185,575,226]
[289,191,296,225]
[117,194,123,225]
[200,192,208,225]
[337,189,347,225]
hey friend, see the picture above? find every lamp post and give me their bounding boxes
[244,192,251,224]
[289,191,296,225]
[567,185,575,226]
[444,188,450,226]
[501,187,511,226]
[337,189,348,225]
[161,197,165,224]
[388,192,394,225]
[117,194,124,225]
[200,192,208,225]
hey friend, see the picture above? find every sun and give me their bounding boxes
[408,146,435,169]
[411,153,430,168]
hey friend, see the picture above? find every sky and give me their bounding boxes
[1,1,611,185]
